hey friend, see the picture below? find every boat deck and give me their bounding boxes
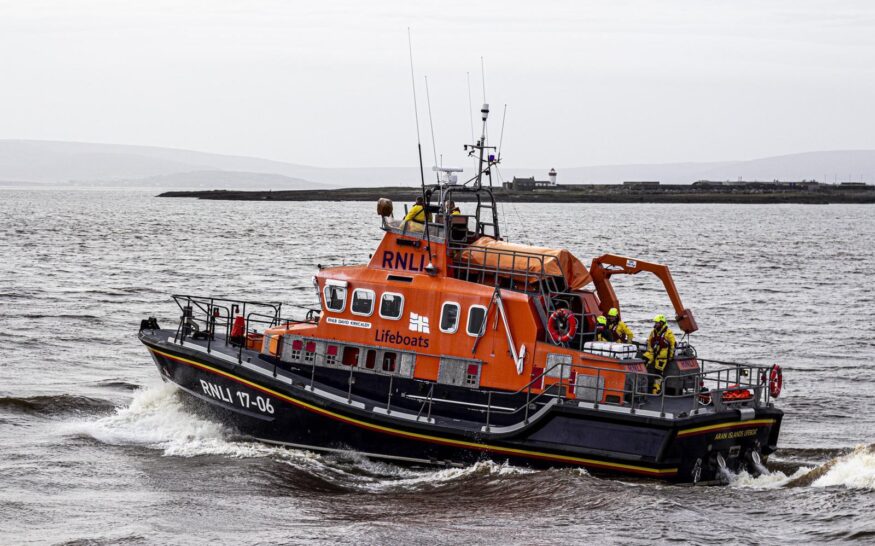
[147,328,764,437]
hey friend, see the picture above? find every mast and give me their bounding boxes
[458,100,501,240]
[476,103,489,189]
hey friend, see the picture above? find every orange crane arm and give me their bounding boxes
[589,254,699,334]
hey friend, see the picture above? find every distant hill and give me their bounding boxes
[1,140,873,188]
[541,150,875,185]
[108,170,315,189]
[0,140,336,189]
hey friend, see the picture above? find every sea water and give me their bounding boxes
[1,189,874,544]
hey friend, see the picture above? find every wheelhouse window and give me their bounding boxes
[322,280,347,313]
[467,305,488,337]
[379,292,404,320]
[440,302,460,334]
[351,288,375,316]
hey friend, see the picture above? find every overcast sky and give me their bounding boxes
[2,0,874,169]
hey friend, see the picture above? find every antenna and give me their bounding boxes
[467,72,475,142]
[407,28,426,191]
[406,28,433,261]
[424,75,439,182]
[480,56,487,102]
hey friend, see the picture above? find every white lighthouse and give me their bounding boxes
[548,168,557,186]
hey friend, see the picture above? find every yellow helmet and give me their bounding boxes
[597,316,607,325]
[608,307,619,317]
[653,314,667,323]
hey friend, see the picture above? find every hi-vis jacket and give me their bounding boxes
[404,204,427,223]
[644,324,676,371]
[610,320,634,343]
[595,320,634,343]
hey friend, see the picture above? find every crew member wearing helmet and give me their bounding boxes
[606,307,634,343]
[594,315,610,341]
[643,314,676,394]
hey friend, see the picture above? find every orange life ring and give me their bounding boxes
[769,364,783,398]
[548,309,577,343]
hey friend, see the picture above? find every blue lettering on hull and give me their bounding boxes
[382,250,425,272]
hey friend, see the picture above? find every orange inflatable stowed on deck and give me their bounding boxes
[461,236,592,290]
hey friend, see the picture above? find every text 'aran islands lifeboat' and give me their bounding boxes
[139,104,783,484]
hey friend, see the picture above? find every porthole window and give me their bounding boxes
[467,305,488,337]
[440,302,460,334]
[322,282,347,313]
[379,292,404,320]
[350,288,375,316]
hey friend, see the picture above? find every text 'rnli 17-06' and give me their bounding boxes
[138,103,784,484]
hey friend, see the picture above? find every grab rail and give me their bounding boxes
[169,297,775,426]
[171,294,322,363]
[399,355,774,427]
[265,330,774,426]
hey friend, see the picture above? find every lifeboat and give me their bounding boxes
[138,105,783,484]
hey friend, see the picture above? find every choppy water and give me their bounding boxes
[2,189,874,545]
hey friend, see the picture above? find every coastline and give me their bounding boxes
[157,186,875,204]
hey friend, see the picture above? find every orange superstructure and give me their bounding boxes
[262,202,693,403]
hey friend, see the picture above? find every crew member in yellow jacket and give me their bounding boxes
[595,308,634,343]
[404,197,428,222]
[643,314,676,394]
[403,197,431,231]
[594,315,610,341]
[606,307,634,343]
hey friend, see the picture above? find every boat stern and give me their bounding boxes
[671,407,783,483]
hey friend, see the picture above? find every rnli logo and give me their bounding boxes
[382,251,427,272]
[408,312,430,334]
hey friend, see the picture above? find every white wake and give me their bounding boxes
[731,444,875,490]
[63,383,538,490]
[62,382,279,458]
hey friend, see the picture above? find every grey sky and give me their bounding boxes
[2,0,873,169]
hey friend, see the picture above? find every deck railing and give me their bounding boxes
[170,294,318,363]
[164,296,775,426]
[253,329,775,426]
[441,356,775,428]
[448,242,562,292]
